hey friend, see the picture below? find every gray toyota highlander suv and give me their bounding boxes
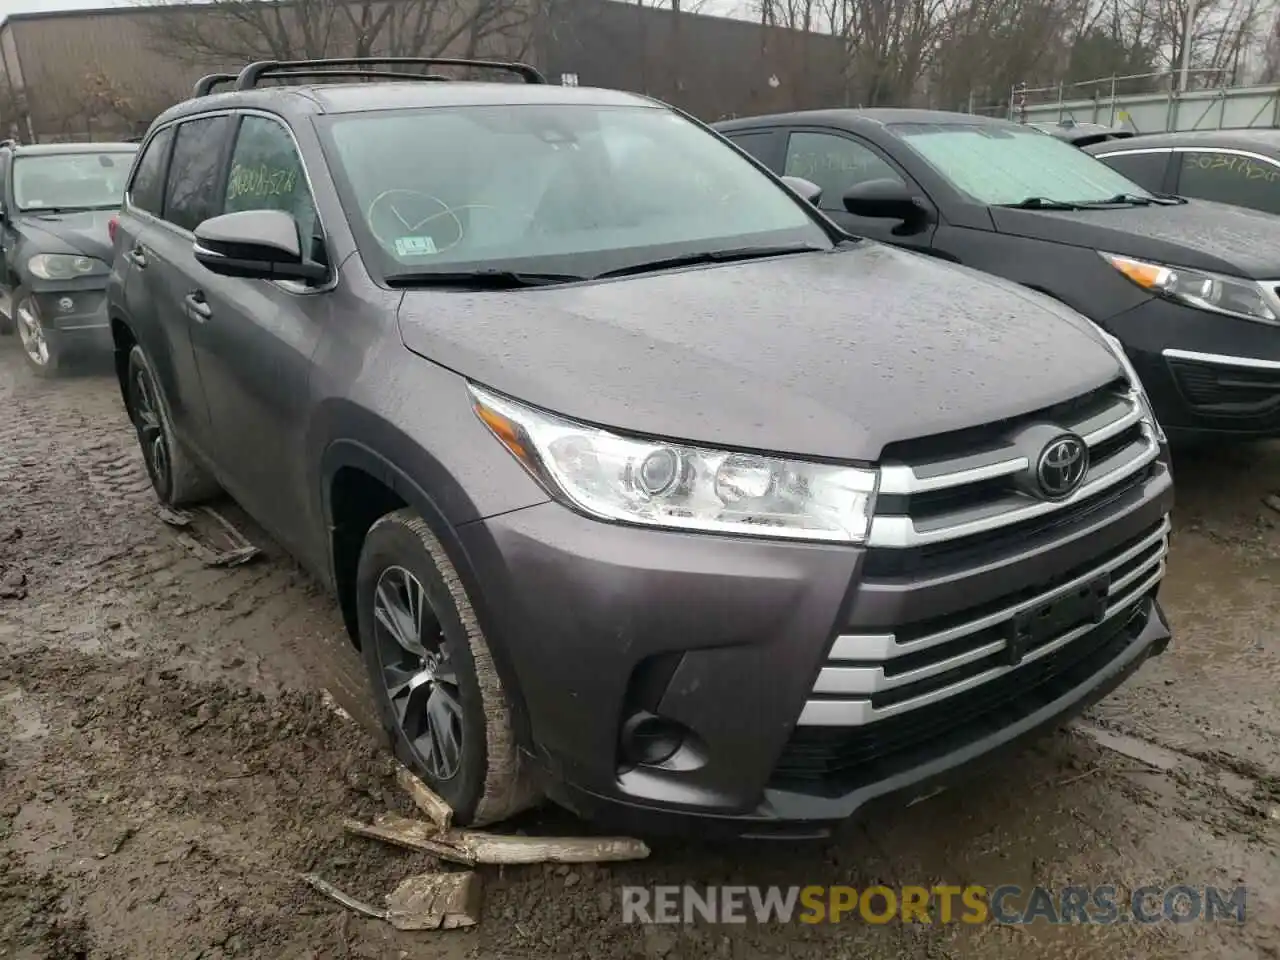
[106,58,1174,837]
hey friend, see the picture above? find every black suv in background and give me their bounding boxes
[715,110,1280,441]
[108,59,1173,836]
[0,140,137,376]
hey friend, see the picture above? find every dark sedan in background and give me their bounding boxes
[714,110,1280,441]
[0,140,137,377]
[1084,128,1280,218]
[1030,119,1135,148]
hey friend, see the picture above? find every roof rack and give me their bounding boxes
[193,73,238,97]
[234,57,546,90]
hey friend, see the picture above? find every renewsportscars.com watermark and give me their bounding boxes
[621,884,1248,925]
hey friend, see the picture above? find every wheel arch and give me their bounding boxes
[320,436,535,748]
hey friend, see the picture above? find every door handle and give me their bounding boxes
[184,292,212,321]
[128,246,148,268]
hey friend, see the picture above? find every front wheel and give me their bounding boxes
[12,288,63,377]
[357,509,539,826]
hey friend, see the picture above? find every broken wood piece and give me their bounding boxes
[396,765,454,829]
[157,505,193,528]
[345,813,649,866]
[442,830,650,865]
[385,871,482,930]
[302,873,388,921]
[343,816,475,866]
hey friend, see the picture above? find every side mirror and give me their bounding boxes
[193,209,326,283]
[842,178,928,223]
[780,175,822,206]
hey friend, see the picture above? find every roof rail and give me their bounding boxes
[234,57,546,90]
[241,68,456,86]
[193,73,238,97]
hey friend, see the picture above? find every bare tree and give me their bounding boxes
[139,0,531,68]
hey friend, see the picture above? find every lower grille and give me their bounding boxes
[796,515,1169,727]
[771,597,1152,793]
[1168,359,1280,418]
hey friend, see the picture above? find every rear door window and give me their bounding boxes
[1097,150,1169,193]
[163,115,234,232]
[1177,150,1280,214]
[128,126,173,216]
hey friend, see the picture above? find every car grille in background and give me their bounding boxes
[1167,358,1280,419]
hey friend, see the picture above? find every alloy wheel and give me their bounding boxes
[371,565,464,781]
[128,364,171,499]
[14,298,49,367]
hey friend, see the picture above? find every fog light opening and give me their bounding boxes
[620,711,686,767]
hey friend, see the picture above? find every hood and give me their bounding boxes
[397,243,1123,461]
[991,199,1280,279]
[18,210,116,262]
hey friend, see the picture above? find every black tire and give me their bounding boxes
[124,343,221,507]
[357,508,539,826]
[11,287,63,378]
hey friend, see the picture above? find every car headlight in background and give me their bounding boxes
[1092,324,1167,444]
[469,384,878,543]
[1100,252,1276,325]
[26,253,108,281]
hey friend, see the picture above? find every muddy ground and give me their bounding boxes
[0,341,1277,960]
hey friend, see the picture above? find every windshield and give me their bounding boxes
[319,103,831,279]
[891,121,1150,205]
[13,150,136,212]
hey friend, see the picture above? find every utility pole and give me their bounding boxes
[1178,0,1197,92]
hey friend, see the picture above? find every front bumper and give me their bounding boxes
[1105,297,1280,439]
[32,288,111,352]
[457,452,1174,836]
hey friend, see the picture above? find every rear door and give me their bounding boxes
[115,121,221,453]
[186,111,329,562]
[134,114,236,461]
[1170,148,1280,215]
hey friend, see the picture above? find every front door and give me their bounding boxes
[187,113,329,564]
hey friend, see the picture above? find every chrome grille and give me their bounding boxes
[868,387,1157,549]
[797,515,1169,727]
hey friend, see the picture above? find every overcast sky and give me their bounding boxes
[0,0,130,15]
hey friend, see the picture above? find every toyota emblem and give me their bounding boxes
[1036,434,1089,499]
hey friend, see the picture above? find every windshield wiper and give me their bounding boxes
[384,269,585,289]
[1000,197,1084,210]
[594,243,826,280]
[1086,193,1154,207]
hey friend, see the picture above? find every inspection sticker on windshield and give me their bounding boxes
[394,235,437,257]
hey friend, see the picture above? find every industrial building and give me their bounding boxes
[0,0,847,142]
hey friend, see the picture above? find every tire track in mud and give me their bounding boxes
[0,353,366,706]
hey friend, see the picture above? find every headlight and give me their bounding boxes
[27,253,108,281]
[1101,252,1276,325]
[1092,324,1167,444]
[469,385,878,543]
